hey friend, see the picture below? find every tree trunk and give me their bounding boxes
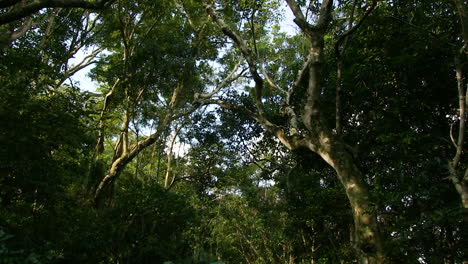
[306,131,385,264]
[93,115,171,207]
[94,155,130,207]
[329,153,384,264]
[452,0,468,210]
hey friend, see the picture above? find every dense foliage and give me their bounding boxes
[0,0,466,263]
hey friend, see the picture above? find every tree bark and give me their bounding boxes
[306,131,384,263]
[448,57,468,209]
[94,114,170,207]
[450,0,468,209]
[93,80,199,207]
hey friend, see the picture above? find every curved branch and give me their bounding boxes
[286,0,333,36]
[95,78,120,155]
[261,66,287,94]
[56,47,103,88]
[334,0,377,136]
[9,15,32,41]
[197,98,303,150]
[450,122,458,149]
[452,58,466,169]
[164,121,186,189]
[285,0,313,35]
[287,52,313,105]
[197,59,243,99]
[448,55,468,208]
[94,82,196,207]
[204,2,266,116]
[0,0,115,25]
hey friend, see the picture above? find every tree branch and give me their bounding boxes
[285,0,314,35]
[94,82,189,206]
[261,66,287,94]
[334,0,377,59]
[286,0,333,133]
[316,0,334,31]
[197,98,303,150]
[164,121,185,189]
[451,58,466,169]
[9,15,32,41]
[448,56,468,208]
[204,2,266,116]
[335,0,364,136]
[285,0,333,36]
[287,52,313,106]
[55,47,103,89]
[0,0,115,25]
[197,59,243,99]
[95,78,120,155]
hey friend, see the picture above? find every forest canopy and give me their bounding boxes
[0,0,466,263]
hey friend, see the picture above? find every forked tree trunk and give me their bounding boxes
[300,25,385,264]
[203,1,386,262]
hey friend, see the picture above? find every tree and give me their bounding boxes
[1,0,466,263]
[448,0,468,208]
[89,0,212,206]
[0,8,100,261]
[196,0,385,262]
